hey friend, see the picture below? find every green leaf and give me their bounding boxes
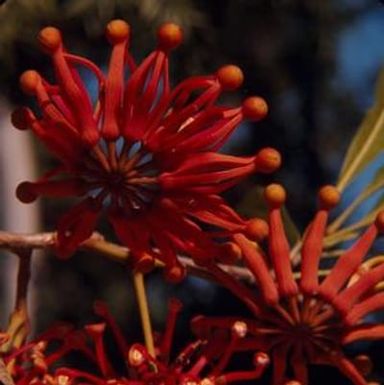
[236,185,300,244]
[328,166,384,233]
[337,68,384,191]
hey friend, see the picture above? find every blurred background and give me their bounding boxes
[0,0,384,384]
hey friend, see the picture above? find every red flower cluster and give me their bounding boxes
[193,184,384,385]
[0,300,270,385]
[12,20,280,281]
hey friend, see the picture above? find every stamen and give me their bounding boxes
[265,184,298,297]
[234,234,279,306]
[93,301,129,358]
[85,323,114,378]
[320,211,384,302]
[160,299,183,363]
[300,186,340,296]
[215,352,270,384]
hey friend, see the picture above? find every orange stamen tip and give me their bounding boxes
[375,210,384,233]
[11,108,29,130]
[242,96,268,121]
[157,23,183,51]
[38,26,62,52]
[256,147,281,173]
[85,323,106,335]
[216,65,244,91]
[253,352,270,366]
[201,379,214,385]
[264,183,286,207]
[353,355,373,376]
[218,242,242,264]
[231,321,247,337]
[16,182,37,203]
[106,19,130,44]
[128,346,146,366]
[165,264,186,283]
[245,218,269,241]
[19,70,40,95]
[318,185,340,209]
[284,382,302,385]
[134,253,154,274]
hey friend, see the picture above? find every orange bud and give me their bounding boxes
[165,264,186,283]
[318,185,340,210]
[38,27,62,52]
[217,242,242,264]
[134,252,154,274]
[242,96,268,121]
[253,351,270,366]
[264,184,286,208]
[231,321,247,337]
[216,65,244,91]
[128,345,146,367]
[19,70,40,95]
[157,23,183,51]
[106,20,130,44]
[245,218,269,241]
[256,147,281,173]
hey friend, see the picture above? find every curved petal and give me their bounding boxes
[56,198,100,258]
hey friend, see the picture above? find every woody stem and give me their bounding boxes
[15,250,32,311]
[132,272,156,357]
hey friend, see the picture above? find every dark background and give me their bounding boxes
[0,0,384,384]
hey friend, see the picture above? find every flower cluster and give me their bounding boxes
[1,300,270,385]
[12,20,280,282]
[8,17,384,385]
[193,184,384,385]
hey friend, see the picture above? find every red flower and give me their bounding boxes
[192,184,384,385]
[12,20,280,281]
[1,300,270,385]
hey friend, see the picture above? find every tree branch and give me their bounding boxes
[0,231,257,285]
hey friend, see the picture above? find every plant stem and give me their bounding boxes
[15,250,31,311]
[132,272,155,358]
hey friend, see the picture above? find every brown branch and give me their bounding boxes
[14,250,31,311]
[0,230,256,284]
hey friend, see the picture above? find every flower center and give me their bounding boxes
[82,140,160,213]
[269,295,343,351]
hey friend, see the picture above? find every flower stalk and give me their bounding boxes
[132,271,156,358]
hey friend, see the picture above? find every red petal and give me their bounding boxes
[268,208,298,297]
[320,223,378,302]
[234,234,279,306]
[300,210,328,295]
[56,198,100,258]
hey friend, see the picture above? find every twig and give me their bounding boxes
[132,272,156,358]
[0,230,257,284]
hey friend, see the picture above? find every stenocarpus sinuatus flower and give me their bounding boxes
[0,300,270,385]
[12,19,281,281]
[192,184,384,385]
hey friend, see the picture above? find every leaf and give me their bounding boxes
[328,165,384,233]
[236,185,300,244]
[337,68,384,191]
[325,202,384,248]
